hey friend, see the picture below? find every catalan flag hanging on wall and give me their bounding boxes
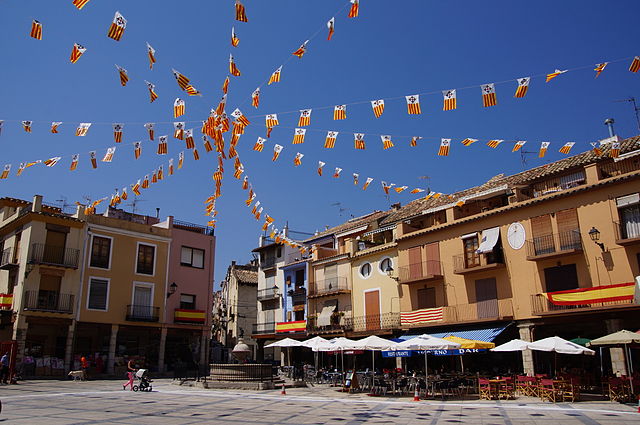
[514,77,530,98]
[107,11,127,41]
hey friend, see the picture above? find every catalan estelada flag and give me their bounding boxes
[594,62,608,78]
[113,123,123,143]
[235,0,248,22]
[512,140,526,152]
[298,109,312,126]
[145,81,158,103]
[75,122,91,136]
[292,40,309,58]
[559,142,575,154]
[70,43,87,63]
[157,135,168,155]
[348,0,359,18]
[333,105,346,120]
[481,83,497,107]
[72,0,91,10]
[50,122,62,134]
[144,123,155,140]
[325,131,338,148]
[487,139,503,148]
[229,54,241,76]
[252,88,260,108]
[442,90,456,111]
[134,142,142,159]
[381,135,394,150]
[293,152,304,166]
[292,128,306,144]
[231,26,240,47]
[538,142,550,158]
[268,66,282,85]
[265,114,279,127]
[406,95,421,114]
[630,56,640,73]
[115,64,128,86]
[253,137,265,152]
[371,99,385,118]
[546,68,567,83]
[317,161,325,176]
[327,17,335,40]
[174,98,185,118]
[438,138,451,156]
[107,11,127,41]
[146,42,156,69]
[272,144,283,161]
[514,77,530,98]
[354,133,366,150]
[22,121,32,133]
[30,20,42,40]
[461,138,477,146]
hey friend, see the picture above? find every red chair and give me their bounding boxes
[539,379,557,403]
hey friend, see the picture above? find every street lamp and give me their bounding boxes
[385,264,399,281]
[588,227,606,252]
[167,282,178,298]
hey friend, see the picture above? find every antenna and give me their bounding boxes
[330,201,349,217]
[519,149,537,167]
[613,97,640,132]
[418,175,431,193]
[125,197,146,214]
[54,196,74,213]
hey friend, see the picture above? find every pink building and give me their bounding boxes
[163,218,216,373]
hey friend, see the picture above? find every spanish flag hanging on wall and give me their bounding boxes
[371,99,385,118]
[481,83,497,107]
[538,142,550,158]
[70,43,87,63]
[544,282,635,306]
[107,11,127,41]
[30,20,43,40]
[438,138,450,156]
[406,95,421,114]
[514,77,530,98]
[442,90,456,111]
[354,133,366,150]
[333,105,347,120]
[325,131,338,148]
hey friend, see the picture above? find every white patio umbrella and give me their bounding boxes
[528,336,595,377]
[299,336,329,372]
[315,337,357,382]
[345,335,398,385]
[491,339,530,352]
[396,334,461,394]
[265,338,305,367]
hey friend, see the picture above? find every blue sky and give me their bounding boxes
[1,0,639,286]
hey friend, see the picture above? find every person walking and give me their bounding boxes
[0,353,9,384]
[80,356,89,380]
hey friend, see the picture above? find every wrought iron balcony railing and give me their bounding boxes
[309,277,349,297]
[29,243,80,269]
[23,290,74,314]
[126,305,160,322]
[525,230,582,259]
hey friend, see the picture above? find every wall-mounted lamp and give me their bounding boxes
[588,227,606,252]
[167,282,178,298]
[385,265,399,282]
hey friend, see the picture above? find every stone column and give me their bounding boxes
[158,327,167,373]
[518,322,535,376]
[605,319,627,376]
[64,321,76,373]
[107,324,119,374]
[199,331,208,367]
[12,315,28,364]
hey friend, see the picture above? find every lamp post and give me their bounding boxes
[385,264,399,282]
[167,282,178,298]
[588,227,606,252]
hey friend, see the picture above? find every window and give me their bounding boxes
[417,287,436,309]
[180,246,204,268]
[543,264,579,293]
[136,244,155,275]
[180,294,196,310]
[359,262,372,278]
[463,236,480,268]
[379,257,393,274]
[90,236,111,269]
[88,278,109,310]
[617,194,640,239]
[295,269,305,287]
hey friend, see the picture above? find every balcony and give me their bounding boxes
[398,260,443,284]
[290,289,307,306]
[401,299,514,328]
[252,322,276,335]
[0,247,19,270]
[307,313,353,335]
[315,246,339,261]
[257,287,280,301]
[174,308,206,324]
[29,243,80,269]
[260,257,277,270]
[350,312,401,333]
[126,305,160,322]
[452,252,505,275]
[308,277,349,298]
[286,251,311,265]
[530,292,636,316]
[525,231,582,260]
[614,221,640,246]
[23,290,74,314]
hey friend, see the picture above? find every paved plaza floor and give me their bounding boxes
[0,379,637,424]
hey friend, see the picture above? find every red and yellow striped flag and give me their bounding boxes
[406,95,421,114]
[113,123,123,143]
[30,20,42,40]
[327,17,335,40]
[546,68,567,83]
[487,139,503,148]
[157,136,168,155]
[514,77,530,98]
[394,186,408,193]
[70,43,87,63]
[203,136,213,152]
[298,109,312,126]
[169,158,174,175]
[461,138,477,147]
[292,40,309,58]
[381,181,395,195]
[172,69,190,90]
[142,175,150,189]
[371,99,385,118]
[610,142,620,158]
[76,122,91,136]
[325,131,338,148]
[268,66,282,85]
[292,128,306,144]
[146,42,156,69]
[70,155,79,171]
[72,0,90,10]
[44,156,61,167]
[590,142,603,156]
[293,152,304,166]
[102,147,115,162]
[410,188,425,194]
[410,136,421,147]
[512,140,526,152]
[538,142,550,158]
[317,161,325,176]
[235,0,248,22]
[630,56,640,73]
[192,148,200,160]
[174,98,185,118]
[594,62,608,78]
[185,129,195,149]
[333,104,346,120]
[354,133,366,150]
[115,65,128,86]
[178,152,184,169]
[185,84,201,96]
[272,144,283,161]
[231,108,250,126]
[438,138,451,156]
[50,122,62,134]
[22,121,32,133]
[559,142,575,154]
[222,76,230,94]
[134,142,142,159]
[216,94,227,116]
[107,11,127,41]
[264,115,279,128]
[242,176,249,190]
[381,135,394,149]
[363,177,373,190]
[481,83,497,107]
[89,151,97,169]
[252,88,260,108]
[231,27,240,47]
[348,0,359,18]
[333,167,342,178]
[253,137,265,152]
[144,123,155,140]
[145,81,158,103]
[229,54,241,76]
[442,89,456,111]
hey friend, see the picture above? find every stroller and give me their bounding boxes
[132,369,152,392]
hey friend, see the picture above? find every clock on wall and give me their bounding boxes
[507,222,526,250]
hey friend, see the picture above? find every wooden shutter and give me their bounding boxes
[530,214,552,237]
[556,208,579,233]
[417,287,436,309]
[408,246,423,279]
[425,242,441,275]
[364,290,380,331]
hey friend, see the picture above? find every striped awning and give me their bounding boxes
[361,224,395,237]
[397,323,510,342]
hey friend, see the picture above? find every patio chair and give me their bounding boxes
[498,377,515,400]
[524,376,539,397]
[515,376,528,395]
[561,377,580,402]
[478,378,492,400]
[607,377,627,402]
[539,379,558,403]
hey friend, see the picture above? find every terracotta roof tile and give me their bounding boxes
[304,210,390,242]
[232,267,258,284]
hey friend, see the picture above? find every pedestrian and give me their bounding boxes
[0,353,9,384]
[80,355,89,380]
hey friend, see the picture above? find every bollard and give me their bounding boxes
[413,388,420,401]
[281,383,287,395]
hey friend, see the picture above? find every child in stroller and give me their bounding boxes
[132,369,152,392]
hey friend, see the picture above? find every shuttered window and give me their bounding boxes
[417,287,436,309]
[556,208,579,233]
[530,214,553,238]
[88,278,108,310]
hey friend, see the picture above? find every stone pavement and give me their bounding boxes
[0,379,637,424]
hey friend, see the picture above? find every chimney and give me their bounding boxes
[155,207,160,218]
[32,195,43,213]
[391,202,401,211]
[604,118,616,138]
